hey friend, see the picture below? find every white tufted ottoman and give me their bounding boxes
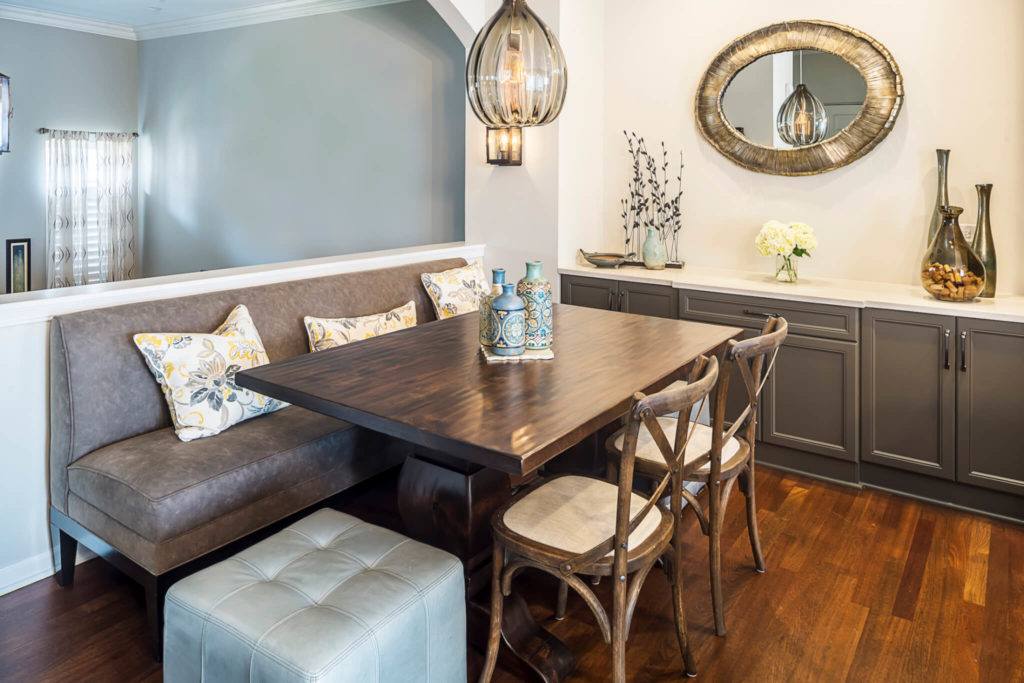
[163,508,465,683]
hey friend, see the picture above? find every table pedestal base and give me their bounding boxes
[398,453,576,683]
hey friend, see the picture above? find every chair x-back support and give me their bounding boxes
[479,356,721,682]
[606,316,788,636]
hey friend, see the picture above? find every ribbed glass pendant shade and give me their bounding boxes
[466,0,567,128]
[776,84,828,147]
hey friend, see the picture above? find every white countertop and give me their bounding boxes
[558,263,1024,324]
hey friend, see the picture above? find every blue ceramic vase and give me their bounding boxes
[642,227,667,270]
[479,268,506,347]
[516,261,553,350]
[491,283,526,356]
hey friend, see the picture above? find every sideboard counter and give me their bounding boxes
[557,264,1024,324]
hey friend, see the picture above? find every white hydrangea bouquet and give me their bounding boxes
[755,220,818,283]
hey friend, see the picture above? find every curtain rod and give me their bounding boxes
[38,127,139,138]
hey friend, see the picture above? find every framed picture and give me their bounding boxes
[6,238,29,294]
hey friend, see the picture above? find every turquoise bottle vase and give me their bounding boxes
[491,284,526,356]
[516,261,553,350]
[479,268,506,346]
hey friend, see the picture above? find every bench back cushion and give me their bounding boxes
[49,258,466,513]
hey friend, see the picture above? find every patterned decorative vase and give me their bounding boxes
[491,284,526,356]
[642,227,667,270]
[971,184,997,298]
[479,268,506,346]
[516,261,553,350]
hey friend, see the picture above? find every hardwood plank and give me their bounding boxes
[3,468,1023,682]
[962,518,991,606]
[891,515,936,620]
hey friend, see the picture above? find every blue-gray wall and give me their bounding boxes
[137,0,466,277]
[0,19,137,292]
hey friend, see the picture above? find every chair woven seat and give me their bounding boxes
[502,476,667,557]
[612,419,744,474]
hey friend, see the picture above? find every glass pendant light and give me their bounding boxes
[776,51,828,147]
[466,0,567,165]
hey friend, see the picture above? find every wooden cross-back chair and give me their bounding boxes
[479,356,720,683]
[605,316,788,636]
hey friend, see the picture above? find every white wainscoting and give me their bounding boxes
[0,242,485,596]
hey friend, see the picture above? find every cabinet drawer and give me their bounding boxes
[678,289,858,341]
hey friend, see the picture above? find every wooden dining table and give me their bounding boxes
[238,303,742,682]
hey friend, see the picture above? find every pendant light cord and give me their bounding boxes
[799,49,804,84]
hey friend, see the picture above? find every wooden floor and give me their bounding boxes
[2,467,1022,682]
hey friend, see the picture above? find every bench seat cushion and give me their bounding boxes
[164,509,466,683]
[69,407,358,545]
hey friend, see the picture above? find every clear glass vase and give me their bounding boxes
[776,254,798,283]
[920,205,986,302]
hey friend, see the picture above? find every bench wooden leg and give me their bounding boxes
[50,523,78,587]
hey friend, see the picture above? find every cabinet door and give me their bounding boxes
[619,281,677,319]
[763,334,858,461]
[956,318,1024,495]
[861,309,956,479]
[560,275,617,310]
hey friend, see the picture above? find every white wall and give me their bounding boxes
[0,19,137,292]
[137,1,466,277]
[595,0,1024,294]
[463,0,561,290]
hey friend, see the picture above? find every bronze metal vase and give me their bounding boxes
[971,184,997,298]
[928,149,950,245]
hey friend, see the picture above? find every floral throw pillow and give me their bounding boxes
[420,260,489,319]
[133,305,287,442]
[304,301,417,353]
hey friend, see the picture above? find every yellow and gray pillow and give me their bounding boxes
[133,305,286,442]
[304,300,417,353]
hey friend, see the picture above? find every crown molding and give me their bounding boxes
[0,0,411,42]
[0,4,136,40]
[134,0,410,40]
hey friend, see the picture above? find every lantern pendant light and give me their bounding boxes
[776,50,828,147]
[466,0,567,165]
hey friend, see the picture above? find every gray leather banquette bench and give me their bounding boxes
[48,257,468,659]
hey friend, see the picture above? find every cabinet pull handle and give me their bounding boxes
[618,291,624,311]
[943,329,951,370]
[607,291,615,310]
[742,309,772,318]
[960,331,968,372]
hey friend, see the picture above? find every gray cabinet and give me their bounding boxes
[956,318,1024,495]
[560,275,676,319]
[861,309,957,479]
[763,334,858,461]
[561,274,617,311]
[678,288,860,477]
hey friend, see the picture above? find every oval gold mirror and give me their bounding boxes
[696,20,904,176]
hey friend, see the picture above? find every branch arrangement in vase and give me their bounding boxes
[619,131,684,265]
[755,220,817,283]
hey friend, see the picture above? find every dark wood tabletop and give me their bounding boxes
[238,304,742,476]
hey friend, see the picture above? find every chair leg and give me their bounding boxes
[144,573,167,662]
[606,458,618,483]
[742,466,766,573]
[611,571,628,683]
[479,543,505,683]
[555,579,569,620]
[708,481,727,637]
[50,523,77,587]
[671,543,697,677]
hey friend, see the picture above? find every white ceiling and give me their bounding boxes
[0,0,410,39]
[2,0,290,27]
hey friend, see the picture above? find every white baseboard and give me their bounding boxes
[0,547,96,597]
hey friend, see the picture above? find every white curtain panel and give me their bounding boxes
[45,130,89,288]
[94,132,137,283]
[45,130,136,287]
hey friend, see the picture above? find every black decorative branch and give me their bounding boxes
[620,131,684,262]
